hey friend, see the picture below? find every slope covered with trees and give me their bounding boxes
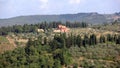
[0,33,120,68]
[0,21,120,68]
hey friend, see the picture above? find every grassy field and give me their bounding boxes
[69,28,119,38]
[0,36,15,53]
[92,24,120,31]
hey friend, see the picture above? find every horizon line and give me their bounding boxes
[0,11,120,19]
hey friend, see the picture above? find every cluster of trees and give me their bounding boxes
[49,33,120,49]
[36,21,88,29]
[0,24,37,35]
[0,21,88,35]
[0,34,73,68]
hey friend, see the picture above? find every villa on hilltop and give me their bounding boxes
[54,25,70,33]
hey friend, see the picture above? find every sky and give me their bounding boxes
[0,0,120,18]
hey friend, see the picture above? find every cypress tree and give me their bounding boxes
[99,35,105,43]
[116,35,120,44]
[89,34,97,45]
[82,35,89,46]
[76,35,82,47]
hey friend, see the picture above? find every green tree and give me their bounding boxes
[107,34,113,42]
[99,35,106,43]
[89,34,97,45]
[82,35,89,46]
[116,35,120,44]
[76,35,82,47]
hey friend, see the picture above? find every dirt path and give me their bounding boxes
[6,36,17,48]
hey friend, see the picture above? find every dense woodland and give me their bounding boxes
[0,21,120,68]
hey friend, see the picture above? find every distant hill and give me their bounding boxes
[0,12,120,27]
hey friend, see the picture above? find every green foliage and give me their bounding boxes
[53,60,61,68]
[1,23,120,68]
[0,22,88,36]
[83,35,89,46]
[0,36,9,44]
[116,35,120,44]
[73,63,78,68]
[76,35,82,47]
[99,35,106,43]
[89,34,97,45]
[0,34,73,68]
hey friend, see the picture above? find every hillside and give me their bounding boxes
[0,12,120,27]
[0,22,120,67]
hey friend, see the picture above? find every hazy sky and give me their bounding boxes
[0,0,120,18]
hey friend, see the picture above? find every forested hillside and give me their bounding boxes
[0,33,120,68]
[0,12,120,27]
[0,21,120,68]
